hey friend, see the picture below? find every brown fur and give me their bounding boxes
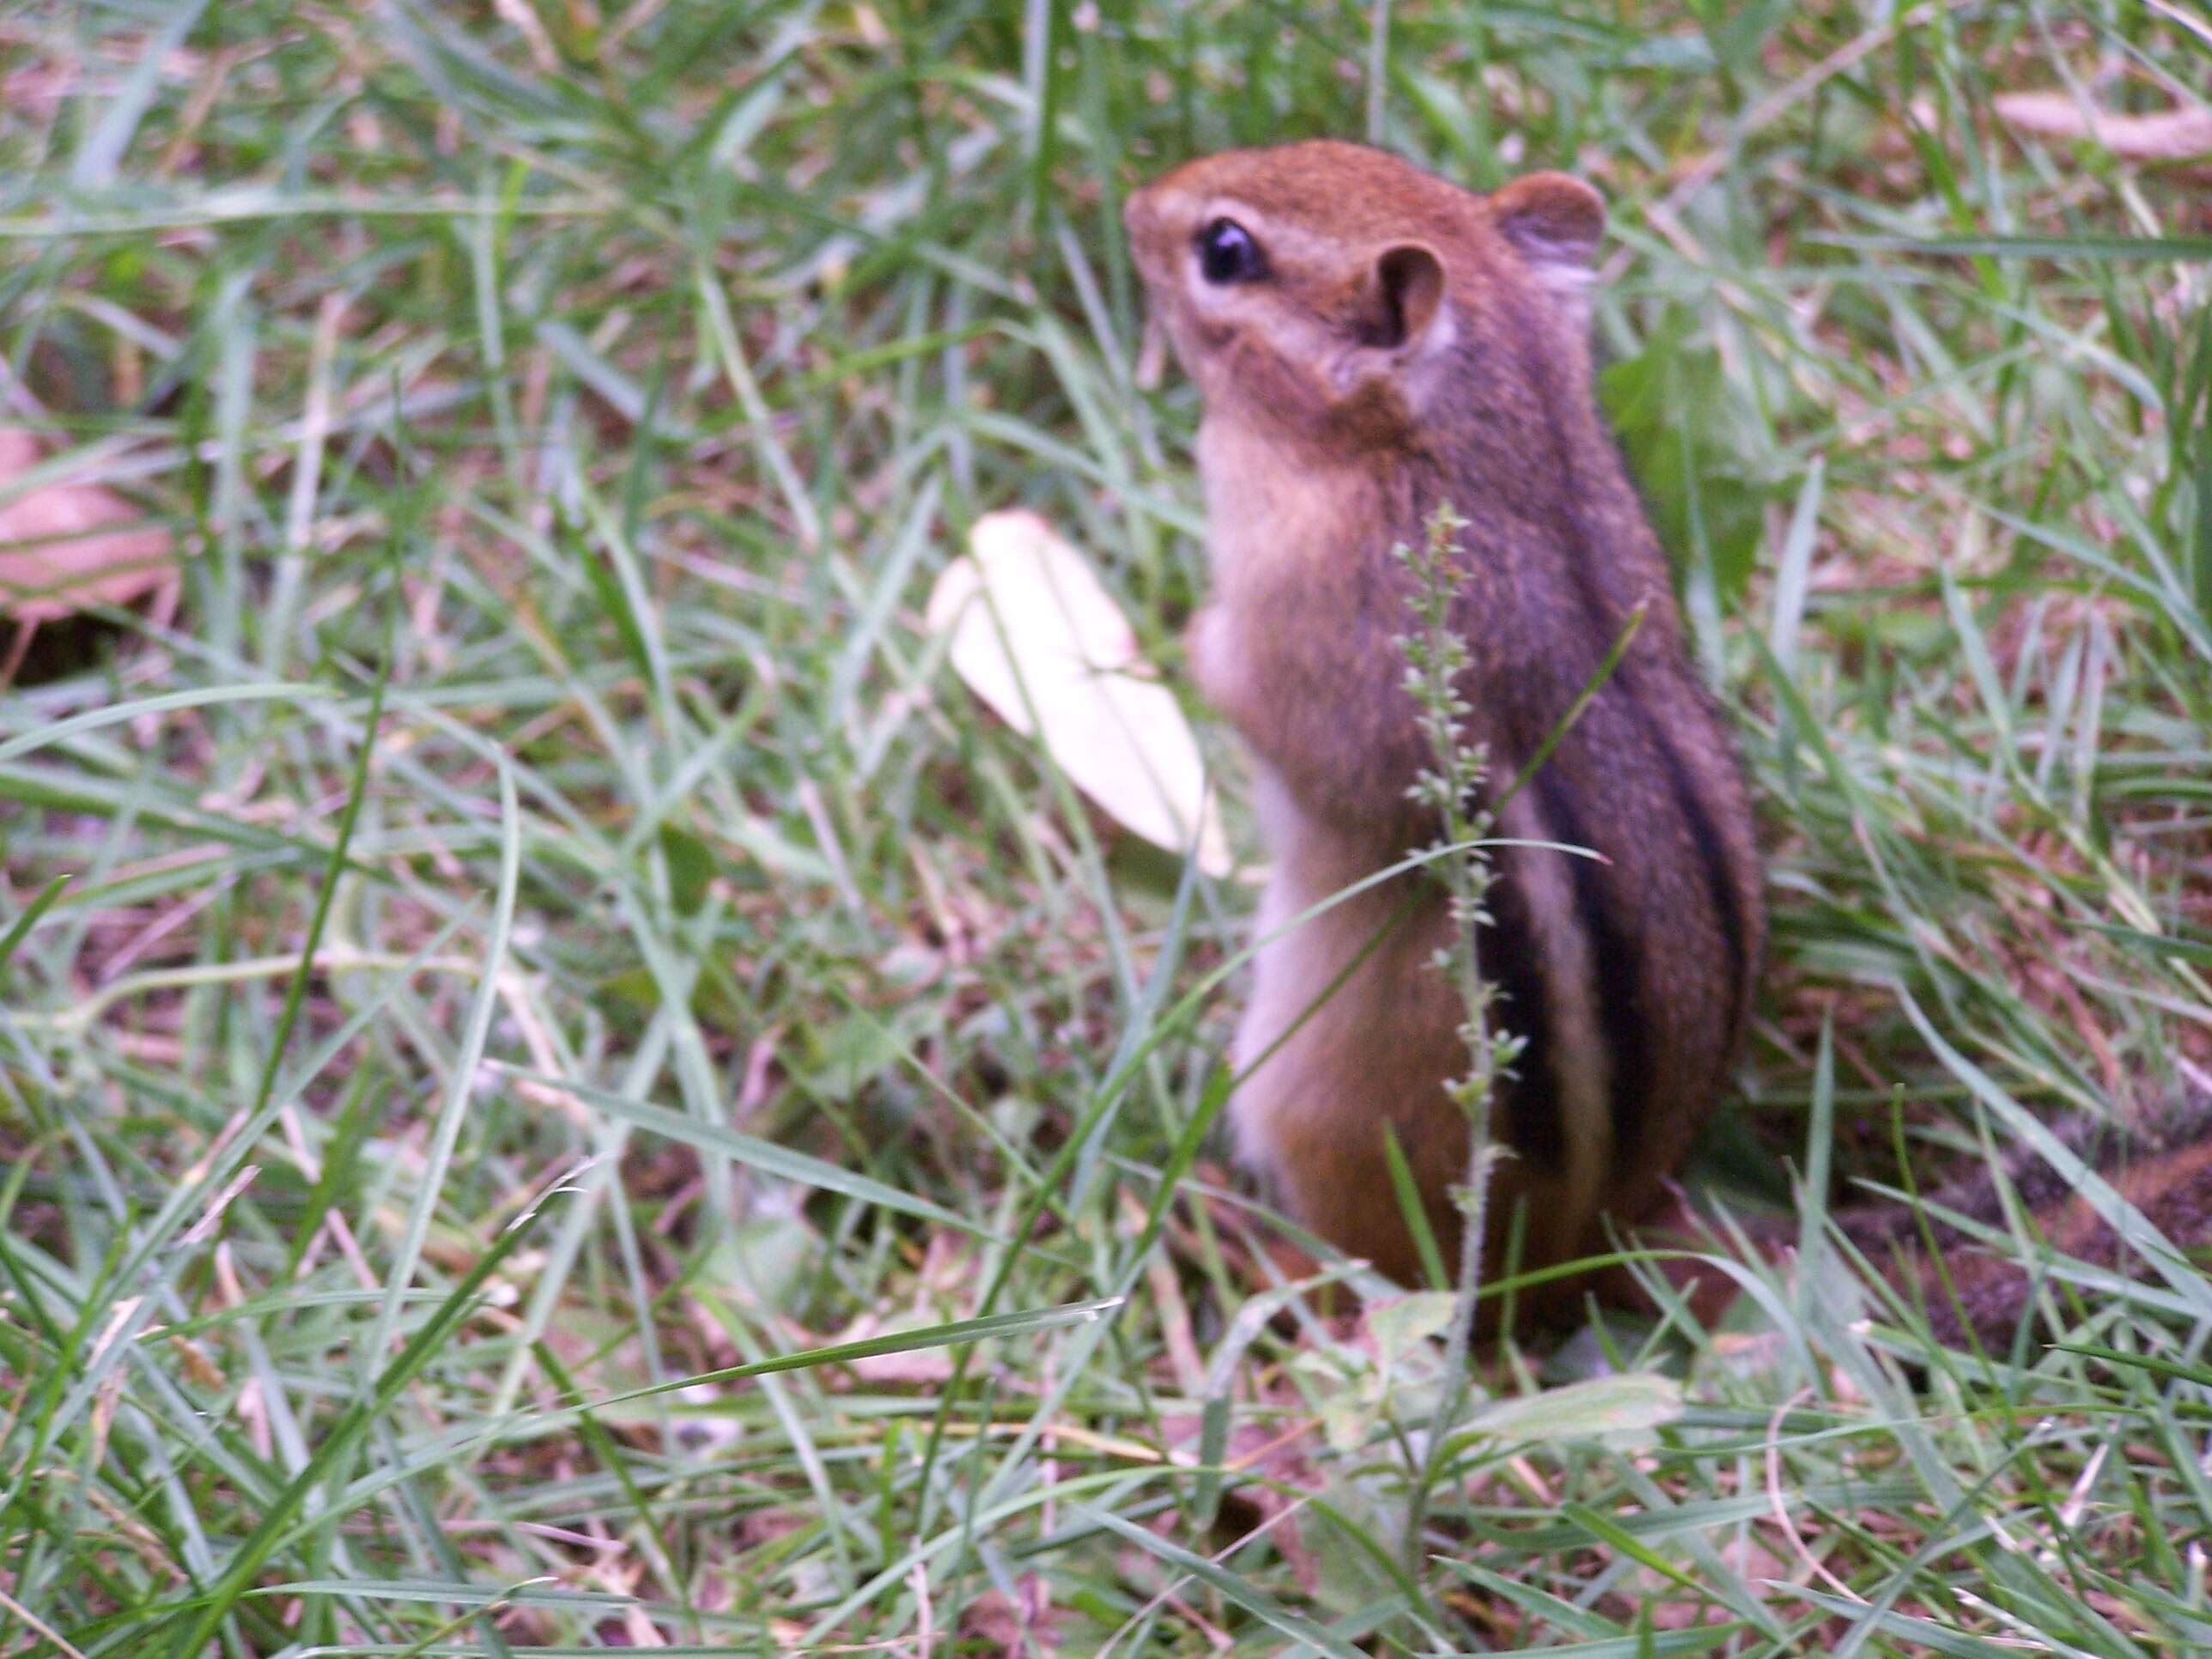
[1127,142,1765,1304]
[1842,1128,2212,1349]
[1616,1123,2212,1352]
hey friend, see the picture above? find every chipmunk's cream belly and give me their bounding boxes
[1231,870,1463,1279]
[1228,771,1615,1277]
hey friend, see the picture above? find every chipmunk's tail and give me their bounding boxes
[1615,1104,2212,1352]
[1834,1115,2212,1352]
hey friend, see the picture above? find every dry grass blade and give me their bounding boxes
[1995,91,2212,161]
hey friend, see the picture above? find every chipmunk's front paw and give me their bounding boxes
[1186,604,1236,702]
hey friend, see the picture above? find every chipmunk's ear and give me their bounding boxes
[1492,172,1604,268]
[1363,243,1447,351]
[1334,242,1450,396]
[1491,172,1604,317]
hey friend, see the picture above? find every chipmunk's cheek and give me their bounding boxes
[1170,320,1236,398]
[1145,309,1211,390]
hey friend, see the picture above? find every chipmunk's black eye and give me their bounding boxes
[1196,217,1265,284]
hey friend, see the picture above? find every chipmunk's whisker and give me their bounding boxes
[1134,310,1167,391]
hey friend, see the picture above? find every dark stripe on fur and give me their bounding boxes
[1482,847,1563,1174]
[1501,313,1746,1143]
[1531,764,1651,1159]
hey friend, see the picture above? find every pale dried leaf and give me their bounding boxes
[1995,91,2212,161]
[928,508,1233,876]
[0,428,176,622]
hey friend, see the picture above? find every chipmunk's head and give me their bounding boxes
[1125,140,1603,449]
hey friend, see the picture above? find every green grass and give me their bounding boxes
[4,1,2212,1653]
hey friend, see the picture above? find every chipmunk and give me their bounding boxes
[1124,140,1763,1310]
[1124,140,2212,1350]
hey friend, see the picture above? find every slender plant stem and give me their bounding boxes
[1389,500,1516,1584]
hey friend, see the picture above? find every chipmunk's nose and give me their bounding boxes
[1134,309,1168,390]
